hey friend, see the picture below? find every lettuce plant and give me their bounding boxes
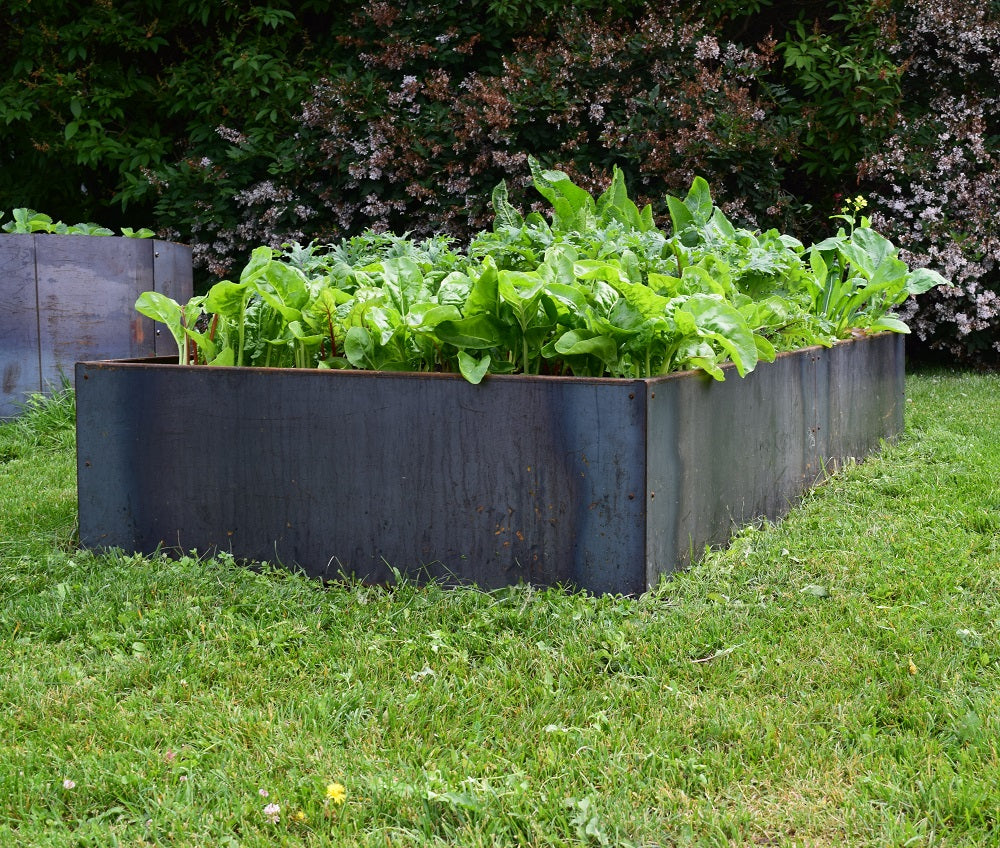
[137,162,950,382]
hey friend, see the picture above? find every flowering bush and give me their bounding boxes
[159,2,803,279]
[860,0,1000,365]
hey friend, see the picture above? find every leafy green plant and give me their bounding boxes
[0,208,152,237]
[137,162,950,382]
[807,206,949,336]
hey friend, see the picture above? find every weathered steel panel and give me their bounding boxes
[76,334,905,594]
[823,332,905,463]
[644,346,821,586]
[1,235,193,418]
[36,237,152,388]
[0,235,41,418]
[77,363,650,594]
[152,240,194,358]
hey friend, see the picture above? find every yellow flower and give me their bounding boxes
[325,782,346,805]
[292,809,307,823]
[854,195,868,210]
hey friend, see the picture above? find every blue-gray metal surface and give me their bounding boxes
[642,333,904,586]
[0,235,40,418]
[152,240,194,358]
[77,362,650,594]
[0,236,192,418]
[76,333,905,594]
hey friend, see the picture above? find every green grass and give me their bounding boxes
[1,370,999,847]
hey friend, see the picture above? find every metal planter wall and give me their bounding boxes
[0,235,191,418]
[76,332,904,595]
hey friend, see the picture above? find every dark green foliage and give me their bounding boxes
[0,0,339,229]
[4,0,986,364]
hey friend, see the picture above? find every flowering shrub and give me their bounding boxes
[859,0,1000,365]
[165,1,807,279]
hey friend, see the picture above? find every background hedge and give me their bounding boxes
[2,0,996,364]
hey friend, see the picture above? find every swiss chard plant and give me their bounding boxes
[136,159,950,382]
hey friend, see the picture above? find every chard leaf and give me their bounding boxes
[135,291,185,361]
[846,227,896,278]
[595,166,651,231]
[491,181,523,230]
[683,176,715,225]
[204,280,250,317]
[464,257,499,317]
[666,194,694,236]
[437,271,473,306]
[754,334,777,362]
[905,266,951,295]
[344,326,377,369]
[407,303,462,329]
[528,156,596,232]
[553,330,618,364]
[682,294,759,377]
[435,314,504,349]
[868,316,910,333]
[457,351,491,384]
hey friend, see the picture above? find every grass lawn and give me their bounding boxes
[1,368,998,847]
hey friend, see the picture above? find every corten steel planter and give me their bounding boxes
[76,332,904,595]
[0,234,192,418]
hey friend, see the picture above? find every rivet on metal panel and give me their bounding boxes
[154,251,160,258]
[629,392,635,399]
[651,392,655,398]
[650,492,655,499]
[628,493,635,500]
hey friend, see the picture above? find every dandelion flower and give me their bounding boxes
[292,809,307,822]
[325,782,346,805]
[62,779,75,790]
[263,802,280,824]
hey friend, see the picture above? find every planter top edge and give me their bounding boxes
[1,233,192,250]
[75,333,894,386]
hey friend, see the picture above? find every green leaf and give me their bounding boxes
[491,180,523,230]
[457,351,491,384]
[868,316,910,333]
[684,176,714,225]
[464,258,499,317]
[553,330,618,364]
[204,280,250,317]
[905,266,951,295]
[666,194,694,236]
[435,315,504,349]
[528,156,596,232]
[343,326,376,369]
[682,294,759,377]
[135,291,184,360]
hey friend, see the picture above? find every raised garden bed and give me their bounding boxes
[75,331,903,595]
[0,234,191,418]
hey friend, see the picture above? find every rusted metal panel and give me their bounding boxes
[152,240,194,357]
[0,235,42,418]
[76,333,904,594]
